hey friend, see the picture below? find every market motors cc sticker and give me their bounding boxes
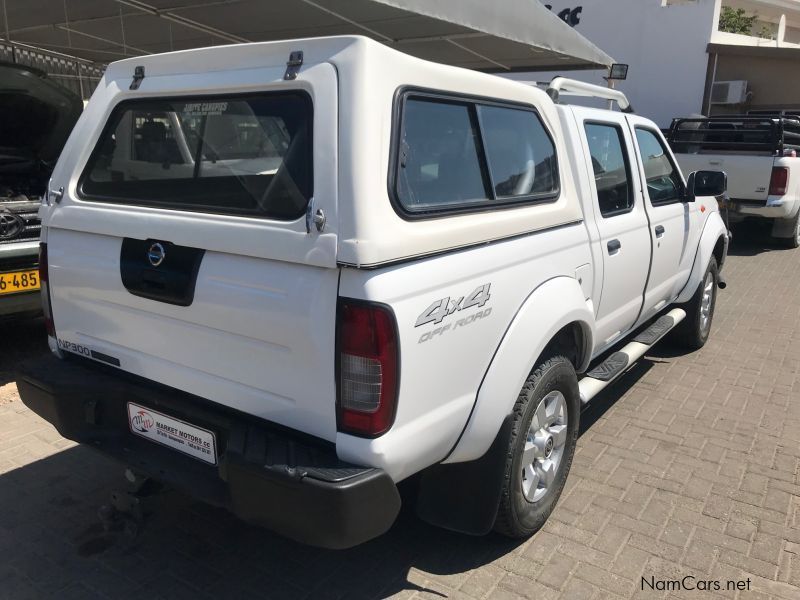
[127,402,217,465]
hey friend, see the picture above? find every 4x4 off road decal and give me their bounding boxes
[416,283,492,343]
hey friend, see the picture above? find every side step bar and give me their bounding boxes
[579,308,687,404]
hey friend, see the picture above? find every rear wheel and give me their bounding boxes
[494,355,580,538]
[671,257,718,350]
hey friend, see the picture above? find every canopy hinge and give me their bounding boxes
[284,51,303,80]
[130,66,145,90]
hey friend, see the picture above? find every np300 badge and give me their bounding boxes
[147,242,166,267]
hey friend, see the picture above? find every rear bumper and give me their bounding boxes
[17,354,401,549]
[729,197,798,219]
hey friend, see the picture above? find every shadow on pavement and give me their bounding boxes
[0,442,528,599]
[2,359,656,598]
[0,317,48,387]
[725,220,792,257]
[0,314,698,597]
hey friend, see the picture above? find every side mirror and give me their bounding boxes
[686,170,727,202]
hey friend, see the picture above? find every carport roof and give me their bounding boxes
[2,0,614,71]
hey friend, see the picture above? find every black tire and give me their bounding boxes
[494,355,580,538]
[670,257,718,350]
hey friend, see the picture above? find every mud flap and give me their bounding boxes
[415,413,514,535]
[771,211,800,239]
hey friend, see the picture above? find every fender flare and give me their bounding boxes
[444,276,594,464]
[675,211,728,305]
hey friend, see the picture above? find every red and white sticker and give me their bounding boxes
[127,402,217,465]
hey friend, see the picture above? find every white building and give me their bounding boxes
[511,0,800,126]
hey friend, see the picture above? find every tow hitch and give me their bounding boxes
[98,468,162,537]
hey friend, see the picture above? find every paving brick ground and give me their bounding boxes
[1,223,799,600]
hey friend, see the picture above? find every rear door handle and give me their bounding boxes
[655,225,665,237]
[607,239,621,254]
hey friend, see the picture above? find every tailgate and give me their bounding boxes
[43,62,340,442]
[674,153,774,201]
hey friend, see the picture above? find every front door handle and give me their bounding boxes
[607,239,621,254]
[655,225,665,237]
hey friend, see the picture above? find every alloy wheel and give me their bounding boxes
[521,390,568,502]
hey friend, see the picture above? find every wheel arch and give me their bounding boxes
[445,275,594,465]
[539,320,592,375]
[676,211,728,305]
[414,276,593,536]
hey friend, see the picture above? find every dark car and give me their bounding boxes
[0,61,82,317]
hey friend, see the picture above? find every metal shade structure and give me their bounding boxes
[2,0,613,72]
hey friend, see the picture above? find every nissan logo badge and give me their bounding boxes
[147,242,166,267]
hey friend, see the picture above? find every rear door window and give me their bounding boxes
[584,122,634,217]
[80,92,312,220]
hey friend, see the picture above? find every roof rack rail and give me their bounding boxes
[666,115,800,156]
[546,77,633,113]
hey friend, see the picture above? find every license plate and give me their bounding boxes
[127,402,217,465]
[0,269,40,296]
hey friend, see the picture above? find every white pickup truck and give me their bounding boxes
[668,114,800,248]
[18,36,729,549]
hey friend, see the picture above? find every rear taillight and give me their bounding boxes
[39,243,56,337]
[769,167,789,196]
[336,300,399,437]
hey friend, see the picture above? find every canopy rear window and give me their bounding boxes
[79,92,312,220]
[392,92,559,218]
